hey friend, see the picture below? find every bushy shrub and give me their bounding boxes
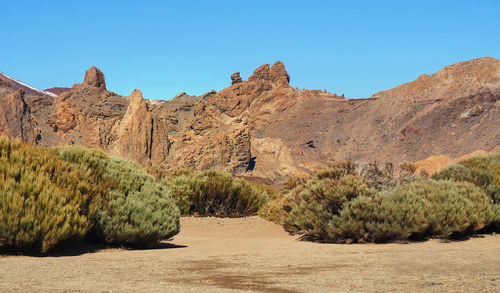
[0,139,91,252]
[162,169,270,215]
[433,153,500,203]
[56,146,180,246]
[360,160,420,191]
[53,146,118,224]
[285,178,497,243]
[337,180,497,242]
[261,160,419,226]
[359,161,395,190]
[281,173,377,240]
[96,158,179,245]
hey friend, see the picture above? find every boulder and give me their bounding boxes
[231,72,243,85]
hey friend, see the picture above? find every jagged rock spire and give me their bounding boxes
[83,67,106,89]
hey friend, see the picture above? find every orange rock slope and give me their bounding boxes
[414,150,489,176]
[1,58,499,183]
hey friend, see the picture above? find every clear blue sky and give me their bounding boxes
[1,1,499,99]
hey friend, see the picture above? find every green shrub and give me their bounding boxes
[56,146,180,246]
[282,173,377,240]
[433,153,500,203]
[96,158,179,245]
[0,138,91,252]
[279,160,498,243]
[337,180,497,242]
[288,179,497,243]
[53,146,118,225]
[162,169,270,215]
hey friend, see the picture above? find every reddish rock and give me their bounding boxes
[1,58,499,184]
[43,87,71,96]
[0,89,41,144]
[230,72,243,85]
[83,67,106,89]
[248,61,290,86]
[114,89,170,166]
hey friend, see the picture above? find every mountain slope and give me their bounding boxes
[1,58,498,183]
[0,72,57,97]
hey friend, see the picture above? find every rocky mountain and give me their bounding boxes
[0,72,57,97]
[1,57,499,184]
[43,87,71,96]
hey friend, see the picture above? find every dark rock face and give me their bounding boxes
[0,89,41,144]
[0,77,9,88]
[231,72,243,85]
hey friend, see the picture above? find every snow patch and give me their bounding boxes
[0,72,58,97]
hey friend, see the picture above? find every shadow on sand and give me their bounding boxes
[0,241,187,257]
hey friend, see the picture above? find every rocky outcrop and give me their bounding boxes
[48,100,79,133]
[1,58,499,184]
[82,67,106,89]
[114,89,170,166]
[0,89,40,144]
[230,72,243,85]
[248,61,290,86]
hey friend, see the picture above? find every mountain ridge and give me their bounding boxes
[0,57,498,183]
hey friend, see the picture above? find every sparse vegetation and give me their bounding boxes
[263,159,499,242]
[161,169,271,215]
[1,136,497,252]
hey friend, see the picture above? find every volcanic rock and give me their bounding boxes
[0,89,41,144]
[43,87,71,96]
[114,89,170,166]
[231,72,243,85]
[1,58,499,184]
[83,67,106,89]
[248,61,290,86]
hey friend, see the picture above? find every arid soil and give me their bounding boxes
[0,217,499,292]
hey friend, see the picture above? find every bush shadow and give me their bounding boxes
[0,240,187,257]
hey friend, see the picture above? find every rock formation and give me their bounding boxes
[0,89,41,144]
[82,67,106,89]
[248,61,290,86]
[114,89,170,166]
[230,72,243,85]
[1,57,499,184]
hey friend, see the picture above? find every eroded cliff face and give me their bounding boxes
[22,67,170,167]
[1,57,499,183]
[0,89,41,144]
[113,89,170,166]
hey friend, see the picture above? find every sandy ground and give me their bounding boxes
[0,216,499,292]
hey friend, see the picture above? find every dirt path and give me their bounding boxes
[1,216,499,292]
